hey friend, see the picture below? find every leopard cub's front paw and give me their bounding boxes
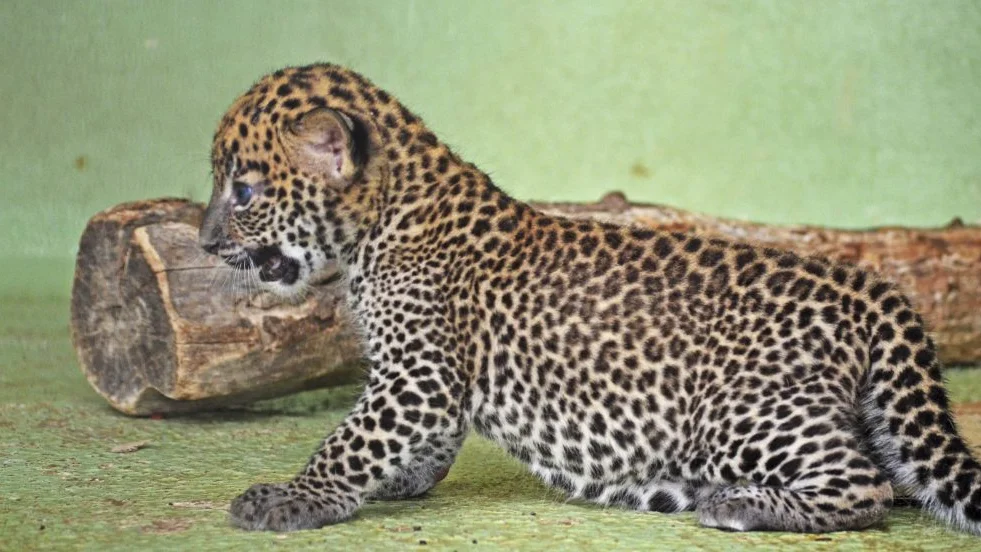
[229,482,345,532]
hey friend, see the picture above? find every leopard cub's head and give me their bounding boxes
[200,64,388,296]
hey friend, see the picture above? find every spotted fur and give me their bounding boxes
[200,63,981,534]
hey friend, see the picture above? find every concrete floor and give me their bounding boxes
[3,295,980,551]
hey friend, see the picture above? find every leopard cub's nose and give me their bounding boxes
[200,237,221,255]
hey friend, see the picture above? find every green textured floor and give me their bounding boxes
[2,295,981,551]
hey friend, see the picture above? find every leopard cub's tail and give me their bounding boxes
[860,289,981,534]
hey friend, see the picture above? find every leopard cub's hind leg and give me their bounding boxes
[698,447,893,532]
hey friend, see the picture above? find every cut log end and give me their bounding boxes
[70,199,364,415]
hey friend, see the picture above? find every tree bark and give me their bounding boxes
[70,194,981,415]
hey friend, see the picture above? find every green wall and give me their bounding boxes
[2,1,980,297]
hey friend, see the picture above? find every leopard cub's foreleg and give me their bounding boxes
[229,358,466,531]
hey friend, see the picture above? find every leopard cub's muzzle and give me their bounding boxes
[218,245,301,285]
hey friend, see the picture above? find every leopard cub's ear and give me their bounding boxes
[284,107,359,181]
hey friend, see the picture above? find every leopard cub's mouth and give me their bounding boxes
[223,246,301,285]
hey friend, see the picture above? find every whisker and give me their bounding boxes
[217,260,234,296]
[233,260,245,298]
[246,255,260,299]
[207,256,228,292]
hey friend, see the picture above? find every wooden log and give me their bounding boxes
[70,194,981,415]
[70,199,363,416]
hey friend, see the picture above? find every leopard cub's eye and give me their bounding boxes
[232,182,254,208]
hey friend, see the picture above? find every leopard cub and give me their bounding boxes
[199,63,981,534]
